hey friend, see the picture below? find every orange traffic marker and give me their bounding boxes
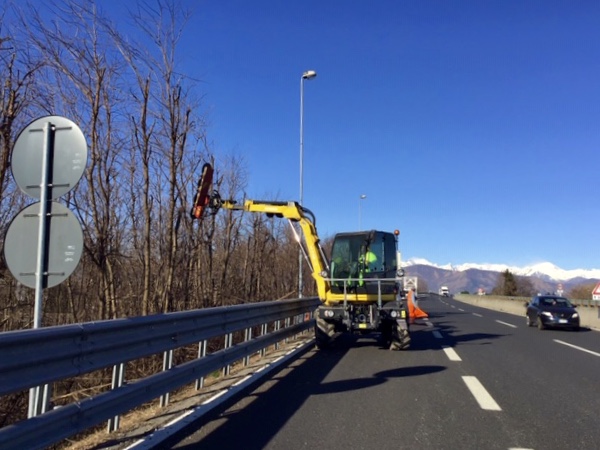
[407,290,428,322]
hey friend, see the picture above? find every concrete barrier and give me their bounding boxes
[453,294,600,332]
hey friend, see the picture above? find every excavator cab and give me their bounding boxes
[329,230,398,295]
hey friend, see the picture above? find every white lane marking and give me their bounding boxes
[458,308,465,311]
[201,389,227,405]
[462,376,502,411]
[496,320,517,328]
[432,330,443,339]
[442,345,462,361]
[554,339,600,357]
[232,374,252,387]
[425,319,434,328]
[472,313,483,317]
[163,409,194,427]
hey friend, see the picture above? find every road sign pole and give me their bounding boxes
[33,121,53,328]
[28,121,53,418]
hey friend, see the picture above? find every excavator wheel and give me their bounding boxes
[389,325,411,351]
[315,316,335,349]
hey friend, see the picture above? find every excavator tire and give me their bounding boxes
[389,325,410,351]
[315,316,335,349]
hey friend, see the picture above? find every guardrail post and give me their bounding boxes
[195,340,207,390]
[260,323,268,357]
[284,317,291,343]
[28,383,51,418]
[160,350,174,407]
[107,363,125,432]
[243,328,252,366]
[297,313,306,338]
[223,333,233,376]
[275,320,281,349]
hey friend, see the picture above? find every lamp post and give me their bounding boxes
[299,69,317,298]
[359,194,367,230]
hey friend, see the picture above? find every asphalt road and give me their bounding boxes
[159,294,600,450]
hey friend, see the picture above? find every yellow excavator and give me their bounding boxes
[191,163,411,350]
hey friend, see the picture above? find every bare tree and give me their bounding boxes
[117,1,206,313]
[0,2,47,331]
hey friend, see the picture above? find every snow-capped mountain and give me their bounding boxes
[403,258,600,282]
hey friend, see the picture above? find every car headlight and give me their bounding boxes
[541,311,552,317]
[572,313,579,319]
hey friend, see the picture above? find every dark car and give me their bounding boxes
[525,295,580,331]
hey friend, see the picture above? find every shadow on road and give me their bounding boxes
[160,334,446,450]
[158,340,349,449]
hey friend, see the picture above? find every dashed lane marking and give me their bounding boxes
[496,320,517,328]
[462,376,502,411]
[554,339,600,357]
[420,318,434,328]
[472,313,483,317]
[442,345,462,361]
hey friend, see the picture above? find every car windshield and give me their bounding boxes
[541,297,571,307]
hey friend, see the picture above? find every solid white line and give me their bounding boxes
[554,339,600,357]
[442,345,462,361]
[462,376,502,411]
[496,320,517,328]
[432,330,443,339]
[201,389,227,405]
[232,374,252,387]
[162,409,194,427]
[124,440,146,450]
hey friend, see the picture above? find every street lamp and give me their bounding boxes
[299,69,317,298]
[359,194,367,230]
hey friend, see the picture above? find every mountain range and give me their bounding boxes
[402,259,600,295]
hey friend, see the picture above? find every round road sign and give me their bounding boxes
[11,115,87,200]
[3,201,83,288]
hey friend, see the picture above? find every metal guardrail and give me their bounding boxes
[0,297,321,450]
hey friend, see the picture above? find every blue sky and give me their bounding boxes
[112,2,599,269]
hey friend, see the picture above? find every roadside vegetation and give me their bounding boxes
[491,270,534,297]
[491,269,597,300]
[0,0,315,430]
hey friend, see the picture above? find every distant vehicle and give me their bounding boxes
[525,295,580,331]
[439,286,449,297]
[404,276,418,294]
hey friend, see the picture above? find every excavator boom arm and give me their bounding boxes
[219,199,330,299]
